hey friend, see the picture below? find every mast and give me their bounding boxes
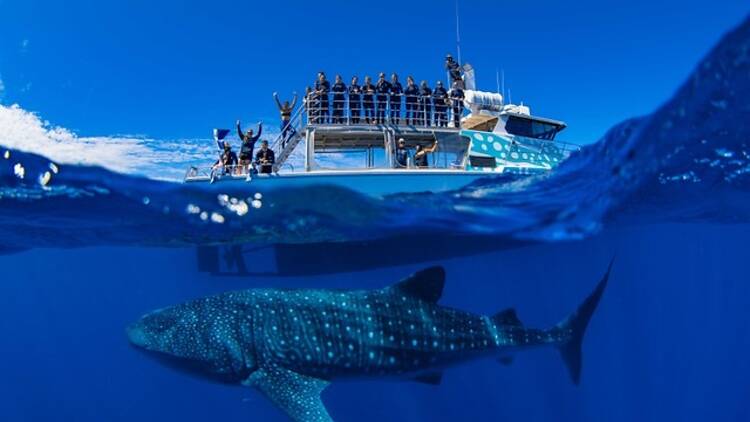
[455,0,462,64]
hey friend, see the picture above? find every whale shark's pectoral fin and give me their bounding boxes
[390,266,446,303]
[244,365,332,422]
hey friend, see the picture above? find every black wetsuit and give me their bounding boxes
[395,147,409,168]
[419,85,433,126]
[314,79,331,124]
[331,81,347,124]
[348,83,361,124]
[255,148,276,174]
[433,86,449,127]
[450,85,465,127]
[362,82,376,123]
[446,58,462,83]
[237,122,262,161]
[404,83,420,125]
[389,81,403,124]
[375,79,391,124]
[414,151,429,168]
[215,149,238,174]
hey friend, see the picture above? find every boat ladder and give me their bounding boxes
[271,105,306,172]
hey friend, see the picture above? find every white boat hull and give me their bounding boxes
[186,169,516,197]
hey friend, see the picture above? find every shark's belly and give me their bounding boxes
[252,291,495,379]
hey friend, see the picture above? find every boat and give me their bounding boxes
[184,65,580,198]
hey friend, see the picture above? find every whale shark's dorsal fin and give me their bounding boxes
[244,365,332,422]
[390,266,446,303]
[492,308,523,327]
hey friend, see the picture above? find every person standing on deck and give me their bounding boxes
[331,75,347,124]
[414,140,438,168]
[389,73,403,125]
[403,76,420,126]
[433,81,449,127]
[314,72,331,124]
[419,80,433,126]
[348,76,362,124]
[394,137,410,168]
[362,76,376,124]
[236,120,262,172]
[450,80,465,128]
[273,92,297,147]
[445,53,462,86]
[375,72,391,124]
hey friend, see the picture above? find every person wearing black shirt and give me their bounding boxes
[362,76,376,124]
[236,120,262,171]
[314,72,331,124]
[394,137,409,168]
[389,73,403,124]
[403,76,419,126]
[348,76,362,124]
[213,143,239,174]
[414,140,438,168]
[331,75,347,124]
[432,81,449,127]
[255,140,276,174]
[375,72,391,124]
[450,80,465,128]
[418,80,433,126]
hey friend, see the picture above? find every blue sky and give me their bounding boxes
[0,0,747,144]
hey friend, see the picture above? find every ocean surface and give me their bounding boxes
[1,17,749,422]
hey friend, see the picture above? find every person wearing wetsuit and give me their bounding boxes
[348,76,362,124]
[389,73,403,125]
[445,54,462,85]
[254,140,276,174]
[362,76,376,124]
[375,72,391,124]
[418,80,433,126]
[314,72,331,124]
[331,75,347,124]
[237,120,262,172]
[213,143,239,174]
[450,80,465,128]
[403,76,419,126]
[414,140,438,168]
[432,81,449,127]
[273,92,297,146]
[394,138,409,168]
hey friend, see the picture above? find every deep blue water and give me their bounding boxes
[1,15,749,422]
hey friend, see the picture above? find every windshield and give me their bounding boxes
[505,115,562,140]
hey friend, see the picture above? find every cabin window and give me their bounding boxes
[505,116,561,140]
[469,155,496,168]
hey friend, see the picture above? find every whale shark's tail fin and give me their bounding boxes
[555,258,613,385]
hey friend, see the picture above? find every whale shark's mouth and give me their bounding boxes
[126,324,149,349]
[126,324,252,384]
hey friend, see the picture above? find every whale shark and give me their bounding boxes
[127,262,612,421]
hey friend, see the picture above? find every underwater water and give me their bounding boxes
[1,15,750,422]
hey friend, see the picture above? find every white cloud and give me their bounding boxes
[0,103,217,180]
[0,75,5,101]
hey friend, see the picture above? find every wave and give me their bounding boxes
[1,17,749,252]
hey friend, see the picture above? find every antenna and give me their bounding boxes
[455,0,462,64]
[508,89,512,105]
[496,69,500,94]
[501,69,505,101]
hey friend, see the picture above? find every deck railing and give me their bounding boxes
[302,92,464,128]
